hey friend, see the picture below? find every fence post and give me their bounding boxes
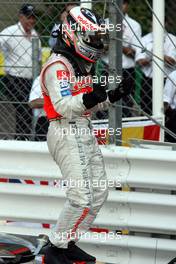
[108,0,123,145]
[32,37,41,80]
[32,37,41,139]
[152,0,165,141]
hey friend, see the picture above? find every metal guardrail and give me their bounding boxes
[0,140,176,263]
[0,183,176,234]
[0,140,176,190]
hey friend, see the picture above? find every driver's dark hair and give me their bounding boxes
[60,3,78,15]
[123,0,130,4]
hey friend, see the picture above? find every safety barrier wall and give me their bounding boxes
[0,140,176,263]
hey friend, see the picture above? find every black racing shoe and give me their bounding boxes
[168,257,176,264]
[65,241,96,262]
[40,242,72,264]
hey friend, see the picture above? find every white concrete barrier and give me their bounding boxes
[0,140,176,191]
[0,140,176,263]
[0,183,176,234]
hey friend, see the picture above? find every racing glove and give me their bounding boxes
[83,83,107,109]
[108,82,131,103]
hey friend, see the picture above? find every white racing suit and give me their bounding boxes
[40,53,109,248]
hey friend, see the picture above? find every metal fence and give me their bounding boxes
[0,0,176,144]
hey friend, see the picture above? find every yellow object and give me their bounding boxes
[0,51,5,76]
[122,185,130,192]
[122,126,144,147]
[42,47,51,65]
[121,229,129,235]
[0,47,51,77]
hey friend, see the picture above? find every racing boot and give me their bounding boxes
[168,257,176,264]
[40,242,72,264]
[65,241,96,263]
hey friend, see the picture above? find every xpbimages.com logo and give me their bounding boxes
[69,75,122,86]
[57,73,122,87]
[55,22,122,34]
[53,126,122,139]
[55,178,122,190]
[53,230,122,243]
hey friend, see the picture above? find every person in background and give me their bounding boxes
[29,76,49,141]
[0,3,41,140]
[136,30,176,115]
[122,0,142,116]
[163,70,176,143]
[49,3,78,49]
[94,1,141,118]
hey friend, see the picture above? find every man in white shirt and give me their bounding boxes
[0,4,41,140]
[163,70,176,142]
[96,0,141,117]
[122,0,142,116]
[29,76,49,141]
[136,32,176,115]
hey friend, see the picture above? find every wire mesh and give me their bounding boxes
[0,0,176,144]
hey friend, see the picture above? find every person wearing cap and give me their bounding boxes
[0,3,41,140]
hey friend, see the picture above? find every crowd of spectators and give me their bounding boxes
[0,1,176,143]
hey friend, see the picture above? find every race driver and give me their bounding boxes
[40,6,129,264]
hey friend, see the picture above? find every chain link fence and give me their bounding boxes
[0,0,176,144]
